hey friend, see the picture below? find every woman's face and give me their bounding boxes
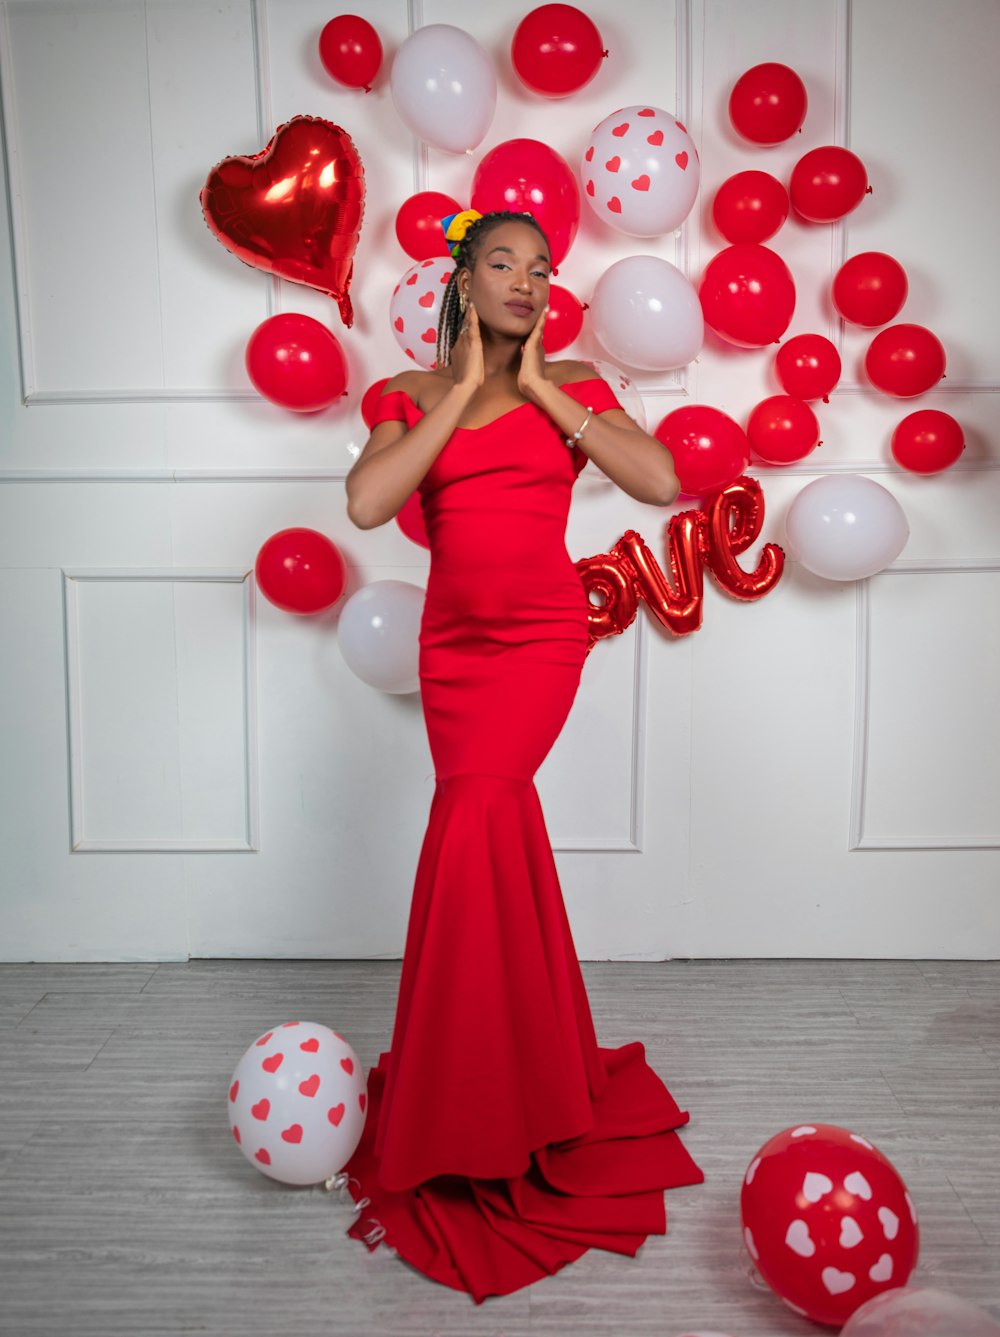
[460,221,551,338]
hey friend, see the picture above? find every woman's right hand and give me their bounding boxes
[449,303,484,390]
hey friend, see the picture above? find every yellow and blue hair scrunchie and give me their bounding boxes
[440,208,483,258]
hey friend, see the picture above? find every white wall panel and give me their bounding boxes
[65,570,255,849]
[860,566,1000,846]
[4,0,264,398]
[846,0,1000,390]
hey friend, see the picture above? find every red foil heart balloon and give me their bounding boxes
[200,115,365,327]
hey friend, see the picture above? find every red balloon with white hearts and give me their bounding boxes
[228,1020,368,1185]
[581,104,700,236]
[741,1123,919,1328]
[389,256,454,369]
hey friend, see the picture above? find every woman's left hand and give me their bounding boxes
[517,306,549,401]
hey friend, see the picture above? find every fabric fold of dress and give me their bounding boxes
[342,378,703,1303]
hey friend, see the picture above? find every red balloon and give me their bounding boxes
[654,405,750,495]
[395,491,430,547]
[729,63,807,144]
[245,314,348,412]
[775,334,841,402]
[891,410,965,473]
[699,244,796,348]
[712,171,789,244]
[540,283,585,353]
[471,138,580,269]
[255,529,346,614]
[790,146,870,223]
[747,395,820,465]
[864,324,946,397]
[361,377,390,429]
[395,190,462,261]
[318,15,383,92]
[200,116,365,328]
[833,252,908,326]
[741,1123,919,1328]
[511,4,607,97]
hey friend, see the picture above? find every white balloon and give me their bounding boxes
[389,255,454,369]
[841,1286,1000,1336]
[338,580,424,694]
[582,104,700,236]
[390,24,496,154]
[784,475,909,581]
[590,254,703,371]
[228,1021,366,1186]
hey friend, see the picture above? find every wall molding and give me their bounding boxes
[2,0,280,407]
[62,566,260,852]
[849,558,1000,850]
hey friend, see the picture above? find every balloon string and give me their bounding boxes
[323,1170,398,1257]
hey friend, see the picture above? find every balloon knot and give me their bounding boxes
[866,186,873,194]
[822,395,830,404]
[601,49,610,59]
[363,84,372,94]
[582,302,590,311]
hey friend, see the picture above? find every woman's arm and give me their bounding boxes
[346,308,486,531]
[517,313,679,505]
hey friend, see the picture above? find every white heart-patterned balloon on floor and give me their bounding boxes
[228,1020,367,1185]
[581,104,700,236]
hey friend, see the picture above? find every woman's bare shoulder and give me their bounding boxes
[380,368,452,409]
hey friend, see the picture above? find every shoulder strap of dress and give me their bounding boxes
[368,388,424,427]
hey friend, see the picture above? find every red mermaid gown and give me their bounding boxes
[342,377,703,1302]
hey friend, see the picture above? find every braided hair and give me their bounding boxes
[435,211,552,371]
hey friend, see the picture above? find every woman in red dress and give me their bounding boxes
[343,210,703,1303]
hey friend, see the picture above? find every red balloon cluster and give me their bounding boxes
[245,313,348,412]
[833,252,908,326]
[729,63,807,144]
[747,395,821,465]
[471,138,580,270]
[891,410,965,473]
[541,284,585,353]
[395,190,462,260]
[511,4,607,97]
[790,146,870,223]
[318,15,383,93]
[865,324,946,397]
[255,529,347,614]
[712,170,789,244]
[699,244,796,348]
[654,405,750,494]
[775,334,841,402]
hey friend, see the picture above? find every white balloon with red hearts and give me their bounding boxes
[227,1020,367,1185]
[581,104,700,236]
[389,256,455,369]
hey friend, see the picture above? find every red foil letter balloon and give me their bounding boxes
[575,476,784,649]
[200,116,365,327]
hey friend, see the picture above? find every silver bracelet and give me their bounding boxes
[565,406,593,448]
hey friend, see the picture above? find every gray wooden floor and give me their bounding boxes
[1,959,998,1336]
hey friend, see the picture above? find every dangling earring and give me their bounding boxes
[458,292,467,315]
